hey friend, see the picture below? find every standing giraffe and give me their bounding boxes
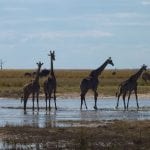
[80,57,114,110]
[44,51,57,110]
[142,72,150,83]
[116,64,147,110]
[22,61,43,111]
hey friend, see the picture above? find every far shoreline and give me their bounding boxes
[0,92,150,100]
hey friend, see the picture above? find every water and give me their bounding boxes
[0,97,150,149]
[0,97,150,127]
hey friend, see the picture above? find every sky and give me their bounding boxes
[0,0,150,69]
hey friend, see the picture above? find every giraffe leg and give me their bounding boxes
[36,92,39,111]
[127,91,131,110]
[80,94,83,110]
[93,91,98,110]
[123,92,127,110]
[54,89,57,110]
[24,94,29,111]
[80,93,87,109]
[83,96,88,109]
[24,99,27,111]
[32,93,35,111]
[80,89,88,110]
[116,92,121,109]
[80,94,85,109]
[45,93,48,111]
[134,88,139,109]
[48,92,51,111]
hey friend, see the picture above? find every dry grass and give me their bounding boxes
[1,120,150,149]
[0,69,149,98]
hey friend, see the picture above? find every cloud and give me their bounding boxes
[0,30,113,46]
[113,12,140,18]
[1,10,149,28]
[0,43,15,49]
[24,30,113,41]
[0,31,14,38]
[141,1,150,5]
[3,7,28,12]
[35,12,140,22]
[0,31,17,41]
[87,12,147,23]
[12,30,113,42]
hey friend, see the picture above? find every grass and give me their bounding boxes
[0,69,150,149]
[0,69,149,98]
[0,120,150,149]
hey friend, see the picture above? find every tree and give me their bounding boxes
[0,59,4,70]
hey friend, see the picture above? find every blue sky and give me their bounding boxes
[0,0,150,69]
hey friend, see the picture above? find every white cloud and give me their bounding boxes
[1,10,149,28]
[0,43,15,49]
[0,30,113,45]
[0,31,16,39]
[141,1,150,5]
[35,12,140,22]
[3,7,28,11]
[25,30,113,40]
[113,12,140,18]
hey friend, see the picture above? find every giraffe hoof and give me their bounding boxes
[24,111,27,115]
[93,106,97,110]
[115,106,118,109]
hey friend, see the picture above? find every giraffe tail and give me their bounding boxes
[116,92,118,97]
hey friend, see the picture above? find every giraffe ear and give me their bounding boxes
[143,64,146,67]
[39,61,43,65]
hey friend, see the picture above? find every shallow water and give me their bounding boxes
[0,97,150,127]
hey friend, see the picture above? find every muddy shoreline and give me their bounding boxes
[0,120,150,149]
[0,92,150,100]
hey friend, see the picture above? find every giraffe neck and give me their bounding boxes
[35,66,41,82]
[50,56,54,76]
[90,60,108,78]
[130,67,145,81]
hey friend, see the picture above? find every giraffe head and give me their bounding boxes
[36,61,43,69]
[107,57,114,66]
[142,64,147,71]
[49,50,55,61]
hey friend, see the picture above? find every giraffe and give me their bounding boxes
[142,72,150,83]
[22,61,43,111]
[44,51,57,110]
[80,57,114,110]
[116,64,147,110]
